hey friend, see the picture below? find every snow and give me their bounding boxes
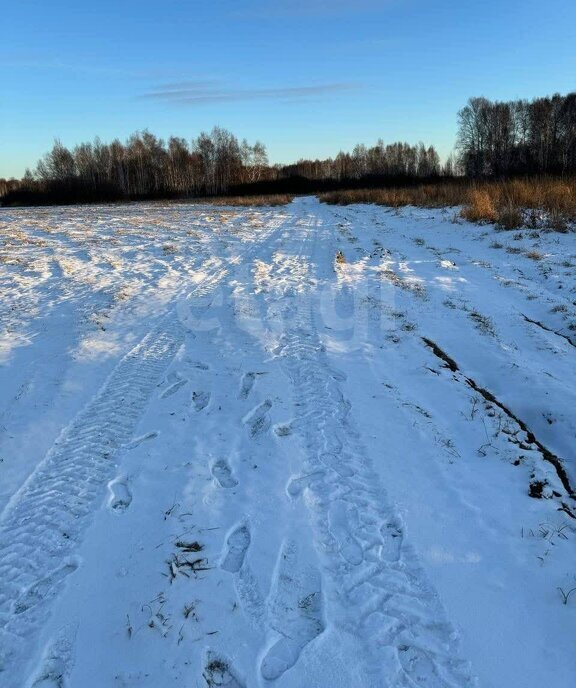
[0,197,575,687]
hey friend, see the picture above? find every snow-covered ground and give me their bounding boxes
[0,197,575,688]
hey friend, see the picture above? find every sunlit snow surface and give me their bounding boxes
[0,198,575,687]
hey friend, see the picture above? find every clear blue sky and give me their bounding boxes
[1,0,575,178]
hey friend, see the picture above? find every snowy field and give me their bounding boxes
[0,197,575,688]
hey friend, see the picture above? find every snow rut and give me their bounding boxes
[0,246,247,682]
[276,306,475,686]
[0,315,184,677]
[278,319,474,688]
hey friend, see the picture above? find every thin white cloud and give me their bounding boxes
[138,81,360,106]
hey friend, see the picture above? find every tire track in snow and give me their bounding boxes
[0,262,235,685]
[278,318,475,687]
[271,205,476,687]
[0,315,183,680]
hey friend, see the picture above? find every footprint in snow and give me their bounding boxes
[220,524,251,573]
[243,400,272,438]
[124,431,158,450]
[397,643,456,687]
[380,517,404,563]
[260,540,324,681]
[239,372,256,400]
[108,477,132,512]
[30,630,75,688]
[192,390,211,412]
[211,459,238,488]
[239,371,267,400]
[13,560,80,616]
[160,378,188,399]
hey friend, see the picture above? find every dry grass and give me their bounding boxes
[195,194,293,207]
[461,190,497,223]
[320,177,576,231]
[320,184,466,209]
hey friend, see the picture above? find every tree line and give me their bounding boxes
[1,89,574,205]
[0,128,444,205]
[31,128,269,199]
[457,92,576,177]
[281,141,444,181]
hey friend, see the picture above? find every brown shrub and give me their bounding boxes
[461,189,497,223]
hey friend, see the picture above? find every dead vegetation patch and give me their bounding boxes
[165,540,209,582]
[378,265,426,298]
[468,310,496,336]
[320,177,576,232]
[195,194,293,207]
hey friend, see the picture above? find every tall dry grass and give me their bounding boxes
[320,177,576,231]
[196,194,293,207]
[320,184,467,209]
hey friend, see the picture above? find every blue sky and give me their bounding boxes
[1,0,575,178]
